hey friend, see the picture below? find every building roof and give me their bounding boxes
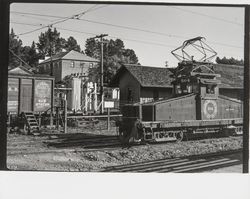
[8,65,34,75]
[110,64,174,88]
[110,63,244,89]
[39,50,99,64]
[213,64,244,88]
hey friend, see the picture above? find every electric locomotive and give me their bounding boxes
[116,37,243,143]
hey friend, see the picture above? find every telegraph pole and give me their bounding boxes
[94,34,108,114]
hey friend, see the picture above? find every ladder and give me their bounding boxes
[23,112,40,134]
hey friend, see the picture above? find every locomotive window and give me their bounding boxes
[206,85,215,94]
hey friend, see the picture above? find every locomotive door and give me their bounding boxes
[20,79,33,112]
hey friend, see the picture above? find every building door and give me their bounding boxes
[20,79,33,112]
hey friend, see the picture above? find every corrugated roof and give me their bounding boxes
[110,63,243,89]
[39,50,99,64]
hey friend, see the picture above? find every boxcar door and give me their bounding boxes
[20,79,33,112]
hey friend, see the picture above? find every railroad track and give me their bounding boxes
[102,149,242,173]
[7,134,122,155]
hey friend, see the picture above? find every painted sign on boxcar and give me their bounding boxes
[34,80,51,112]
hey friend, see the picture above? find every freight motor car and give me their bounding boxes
[116,37,243,143]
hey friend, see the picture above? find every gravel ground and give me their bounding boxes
[7,125,243,172]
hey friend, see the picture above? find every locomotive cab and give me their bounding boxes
[172,61,220,99]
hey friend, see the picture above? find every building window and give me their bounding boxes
[70,61,75,68]
[89,63,94,69]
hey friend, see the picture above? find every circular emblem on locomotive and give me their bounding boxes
[203,100,217,119]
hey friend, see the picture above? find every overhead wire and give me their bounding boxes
[10,21,177,48]
[10,20,243,53]
[11,21,243,58]
[15,4,107,36]
[10,10,243,49]
[170,6,243,26]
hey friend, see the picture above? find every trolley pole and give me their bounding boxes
[94,34,108,114]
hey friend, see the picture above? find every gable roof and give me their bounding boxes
[110,64,174,88]
[110,63,244,89]
[8,65,34,75]
[39,50,99,64]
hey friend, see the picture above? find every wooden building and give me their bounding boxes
[38,50,99,83]
[110,64,243,106]
[110,64,174,105]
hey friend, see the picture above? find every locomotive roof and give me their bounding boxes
[109,63,243,89]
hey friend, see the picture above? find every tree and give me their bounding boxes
[216,56,244,66]
[21,41,40,67]
[85,38,139,84]
[64,36,81,52]
[36,27,64,58]
[9,28,23,67]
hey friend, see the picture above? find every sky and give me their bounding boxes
[9,3,244,67]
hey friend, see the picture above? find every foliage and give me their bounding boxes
[85,37,139,84]
[36,28,82,59]
[9,29,39,68]
[9,28,23,67]
[21,41,40,67]
[64,36,81,52]
[36,28,64,58]
[215,56,244,66]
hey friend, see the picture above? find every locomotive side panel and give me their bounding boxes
[217,96,243,119]
[154,94,196,121]
[200,97,243,120]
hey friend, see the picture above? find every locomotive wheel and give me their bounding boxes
[176,131,184,142]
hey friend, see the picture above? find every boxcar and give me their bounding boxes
[8,73,54,115]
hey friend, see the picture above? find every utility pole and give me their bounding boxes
[94,34,108,114]
[49,27,54,127]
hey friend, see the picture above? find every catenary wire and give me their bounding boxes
[15,4,107,36]
[10,11,243,49]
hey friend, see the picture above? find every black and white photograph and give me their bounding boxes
[2,1,248,174]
